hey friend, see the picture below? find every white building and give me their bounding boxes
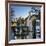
[25,8,41,39]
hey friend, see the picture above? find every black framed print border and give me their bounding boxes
[5,0,45,46]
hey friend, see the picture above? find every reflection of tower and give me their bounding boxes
[25,7,41,39]
[30,8,41,39]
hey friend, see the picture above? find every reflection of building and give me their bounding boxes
[25,16,33,39]
[36,20,40,38]
[25,8,41,39]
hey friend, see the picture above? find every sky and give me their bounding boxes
[10,5,40,19]
[10,6,32,19]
